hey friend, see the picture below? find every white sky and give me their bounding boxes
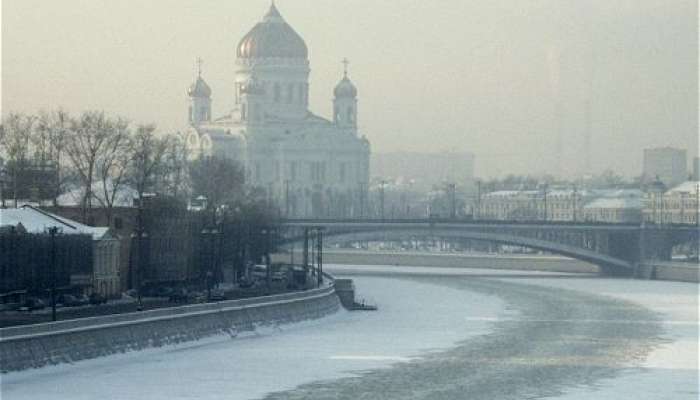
[2,0,698,178]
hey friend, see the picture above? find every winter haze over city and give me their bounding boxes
[0,1,698,400]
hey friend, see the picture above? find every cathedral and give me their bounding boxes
[184,3,370,218]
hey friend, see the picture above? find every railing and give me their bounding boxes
[0,283,336,341]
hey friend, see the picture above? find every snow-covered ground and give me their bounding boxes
[0,274,506,400]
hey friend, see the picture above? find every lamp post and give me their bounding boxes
[131,228,148,311]
[446,182,457,219]
[0,168,7,209]
[379,180,387,220]
[475,180,482,220]
[48,226,60,321]
[572,184,578,223]
[541,182,549,222]
[201,226,220,300]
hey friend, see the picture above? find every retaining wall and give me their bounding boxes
[274,251,599,273]
[0,284,340,373]
[642,261,700,283]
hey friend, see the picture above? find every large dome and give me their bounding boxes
[237,3,308,60]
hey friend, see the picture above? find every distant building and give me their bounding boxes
[643,181,700,225]
[643,147,687,187]
[693,156,699,181]
[184,3,370,218]
[582,190,643,223]
[478,188,644,223]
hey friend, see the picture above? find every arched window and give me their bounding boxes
[347,106,354,123]
[274,83,281,102]
[286,83,294,103]
[334,106,341,123]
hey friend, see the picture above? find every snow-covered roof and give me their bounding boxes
[583,197,643,210]
[57,183,138,208]
[667,181,700,195]
[0,206,112,240]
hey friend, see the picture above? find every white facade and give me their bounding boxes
[643,181,700,225]
[185,4,370,217]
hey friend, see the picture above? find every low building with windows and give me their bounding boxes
[478,188,590,222]
[643,181,700,225]
[0,205,121,297]
[582,194,643,223]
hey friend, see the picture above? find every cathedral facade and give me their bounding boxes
[184,3,370,218]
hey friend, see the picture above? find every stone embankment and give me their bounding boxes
[273,250,599,273]
[275,250,699,283]
[0,283,340,373]
[636,261,700,283]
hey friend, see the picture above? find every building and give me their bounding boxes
[582,190,643,223]
[643,181,700,225]
[693,156,699,181]
[478,188,591,222]
[0,205,120,298]
[184,3,370,217]
[643,147,687,187]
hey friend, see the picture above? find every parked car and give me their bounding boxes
[58,294,89,307]
[208,289,226,302]
[169,289,189,303]
[89,293,108,305]
[153,286,174,298]
[20,297,45,311]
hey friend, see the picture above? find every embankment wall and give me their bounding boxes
[0,284,340,373]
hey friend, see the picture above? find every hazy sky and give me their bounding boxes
[2,0,697,178]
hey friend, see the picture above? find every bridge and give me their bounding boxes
[279,219,699,276]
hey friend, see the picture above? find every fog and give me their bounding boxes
[2,0,697,177]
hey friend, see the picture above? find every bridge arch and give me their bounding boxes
[281,226,634,274]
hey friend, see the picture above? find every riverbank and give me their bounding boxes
[274,250,700,283]
[273,250,600,273]
[0,283,339,373]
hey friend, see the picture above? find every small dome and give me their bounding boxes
[334,76,357,98]
[188,77,211,98]
[237,3,308,60]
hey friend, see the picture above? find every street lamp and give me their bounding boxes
[0,168,6,209]
[539,182,549,222]
[131,228,148,311]
[201,226,220,300]
[47,226,61,321]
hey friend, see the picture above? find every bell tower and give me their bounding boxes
[333,58,358,132]
[188,58,212,126]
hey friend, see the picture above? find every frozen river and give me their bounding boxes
[2,265,697,400]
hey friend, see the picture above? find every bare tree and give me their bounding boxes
[64,111,115,223]
[0,113,35,207]
[127,124,171,204]
[95,117,132,224]
[160,131,190,201]
[189,156,246,212]
[33,109,72,206]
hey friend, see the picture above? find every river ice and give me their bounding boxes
[1,264,696,400]
[0,273,505,400]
